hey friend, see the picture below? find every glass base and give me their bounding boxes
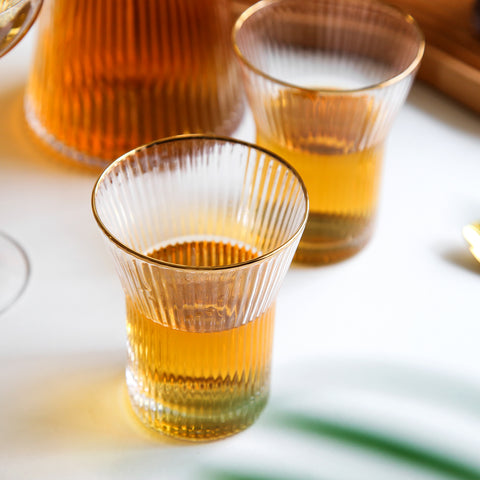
[294,212,374,265]
[126,368,268,441]
[24,94,246,170]
[24,96,108,169]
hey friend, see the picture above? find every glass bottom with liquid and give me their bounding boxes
[125,239,275,441]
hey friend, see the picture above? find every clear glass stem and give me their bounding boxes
[0,231,30,314]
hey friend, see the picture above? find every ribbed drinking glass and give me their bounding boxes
[234,0,424,264]
[92,135,308,440]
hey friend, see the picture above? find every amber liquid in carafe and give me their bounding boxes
[25,0,244,166]
[126,239,274,440]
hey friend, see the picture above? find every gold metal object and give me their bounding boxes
[463,223,480,263]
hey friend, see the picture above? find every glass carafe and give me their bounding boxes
[25,0,244,168]
[231,0,257,18]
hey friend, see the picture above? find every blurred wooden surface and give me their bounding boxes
[392,0,480,114]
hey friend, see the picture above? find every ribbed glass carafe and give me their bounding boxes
[25,0,245,168]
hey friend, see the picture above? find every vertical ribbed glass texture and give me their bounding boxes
[25,0,244,168]
[230,0,257,19]
[233,0,424,264]
[92,135,308,440]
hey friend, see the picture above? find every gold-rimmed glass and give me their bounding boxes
[92,135,308,440]
[233,0,424,264]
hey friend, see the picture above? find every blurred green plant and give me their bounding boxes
[205,411,480,480]
[275,412,480,480]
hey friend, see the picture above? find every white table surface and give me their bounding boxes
[1,28,480,480]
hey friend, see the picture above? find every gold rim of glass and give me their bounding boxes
[92,134,309,272]
[0,0,44,57]
[0,0,31,14]
[232,0,425,94]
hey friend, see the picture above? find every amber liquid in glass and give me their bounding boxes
[126,239,274,440]
[256,90,383,264]
[25,0,243,166]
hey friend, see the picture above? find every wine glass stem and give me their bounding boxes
[0,231,30,314]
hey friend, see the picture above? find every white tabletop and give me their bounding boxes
[1,28,480,480]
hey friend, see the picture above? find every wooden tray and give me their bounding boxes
[391,0,480,114]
